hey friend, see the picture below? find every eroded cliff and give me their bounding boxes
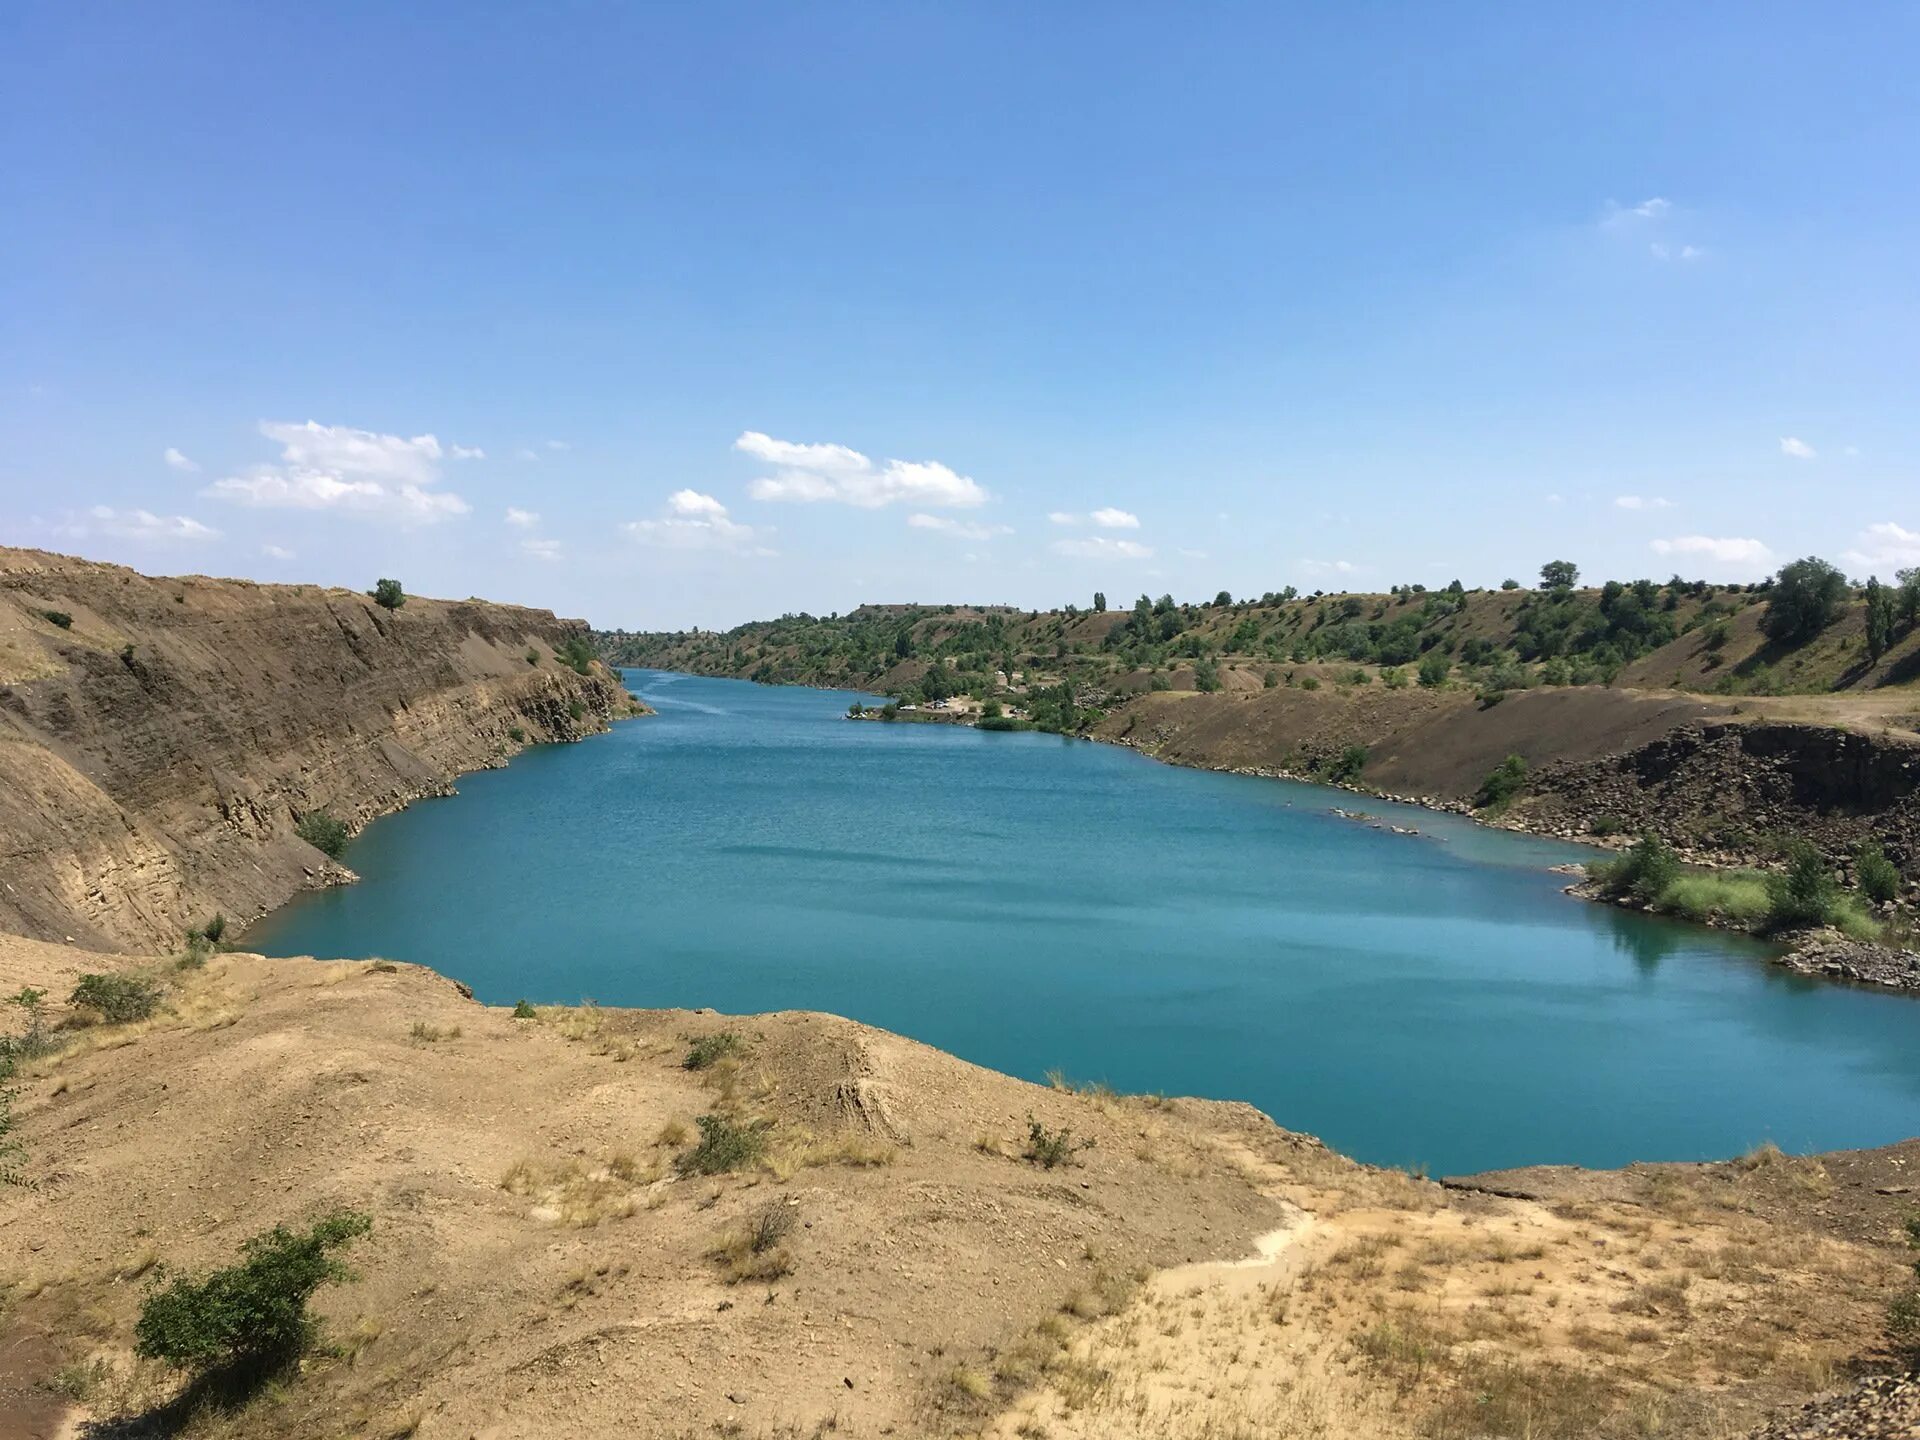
[0,548,640,951]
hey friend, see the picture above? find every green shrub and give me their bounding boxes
[1474,755,1528,809]
[5,986,56,1061]
[683,1032,744,1070]
[1857,842,1901,906]
[1417,653,1450,688]
[568,699,586,722]
[1022,1115,1094,1170]
[512,998,537,1019]
[1590,815,1625,837]
[507,725,526,743]
[369,578,405,611]
[1380,666,1408,689]
[1322,744,1368,783]
[136,1211,372,1374]
[70,972,163,1024]
[200,913,226,944]
[296,811,350,859]
[1595,833,1681,905]
[1767,840,1840,929]
[555,634,596,676]
[678,1114,769,1175]
[41,609,73,629]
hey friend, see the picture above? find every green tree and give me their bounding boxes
[1092,592,1107,613]
[1763,557,1847,643]
[1865,576,1895,664]
[1417,653,1451,688]
[1500,578,1520,590]
[1193,658,1222,692]
[369,578,405,611]
[1898,567,1920,632]
[136,1211,372,1375]
[1213,590,1233,608]
[1539,560,1579,592]
[1767,840,1839,928]
[1856,841,1901,906]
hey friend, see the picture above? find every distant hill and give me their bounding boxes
[601,569,1920,707]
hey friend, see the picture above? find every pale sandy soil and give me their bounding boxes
[1,936,1912,1440]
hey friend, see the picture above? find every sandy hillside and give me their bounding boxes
[2,936,1915,1440]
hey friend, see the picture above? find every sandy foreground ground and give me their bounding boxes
[0,934,1914,1440]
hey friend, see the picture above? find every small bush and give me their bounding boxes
[1767,840,1840,929]
[1023,1115,1094,1170]
[512,998,537,1019]
[1590,815,1625,837]
[1857,841,1901,906]
[200,913,226,944]
[684,1032,744,1070]
[42,609,74,629]
[568,698,586,722]
[678,1114,769,1175]
[1474,754,1528,809]
[296,810,350,859]
[70,972,163,1024]
[710,1201,798,1283]
[1594,833,1681,905]
[369,578,405,610]
[136,1210,372,1375]
[507,725,526,743]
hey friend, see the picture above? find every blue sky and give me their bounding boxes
[4,3,1918,628]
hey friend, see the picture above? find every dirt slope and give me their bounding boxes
[0,549,638,953]
[1,937,1912,1440]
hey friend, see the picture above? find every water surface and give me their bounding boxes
[253,670,1920,1174]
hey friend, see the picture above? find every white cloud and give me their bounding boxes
[1650,535,1774,571]
[202,420,470,526]
[515,447,541,462]
[1779,436,1816,460]
[545,439,570,452]
[450,444,486,461]
[163,446,199,473]
[1177,548,1209,560]
[66,505,219,544]
[1050,507,1141,529]
[520,538,564,562]
[505,507,540,528]
[667,489,729,518]
[1842,521,1920,572]
[624,491,772,555]
[1050,536,1152,561]
[736,430,987,509]
[1603,197,1671,227]
[1300,558,1358,575]
[907,513,1011,541]
[1614,495,1674,510]
[262,543,295,560]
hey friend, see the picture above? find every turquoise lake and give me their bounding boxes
[253,670,1920,1175]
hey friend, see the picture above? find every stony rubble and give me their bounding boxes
[1745,1373,1920,1439]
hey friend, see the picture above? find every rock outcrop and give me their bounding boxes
[0,548,640,951]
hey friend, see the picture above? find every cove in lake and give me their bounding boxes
[253,670,1920,1175]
